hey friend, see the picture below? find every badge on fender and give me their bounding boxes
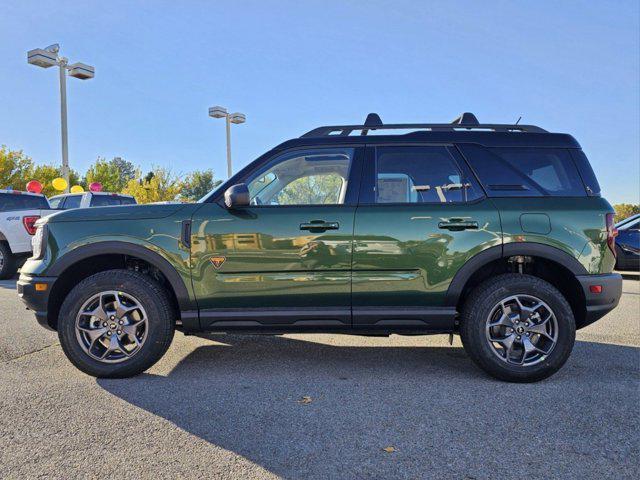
[210,256,226,269]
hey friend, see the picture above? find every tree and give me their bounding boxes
[85,156,136,192]
[275,174,343,205]
[180,169,222,201]
[613,203,640,223]
[0,146,34,190]
[123,167,183,204]
[30,164,82,197]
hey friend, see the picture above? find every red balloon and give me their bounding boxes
[89,182,103,192]
[26,180,43,194]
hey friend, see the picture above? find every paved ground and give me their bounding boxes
[0,277,638,479]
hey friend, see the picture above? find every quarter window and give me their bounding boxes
[245,148,353,206]
[374,146,472,204]
[460,145,587,197]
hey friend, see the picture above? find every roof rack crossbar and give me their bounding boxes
[301,112,547,137]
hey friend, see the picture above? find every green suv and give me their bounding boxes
[18,113,622,382]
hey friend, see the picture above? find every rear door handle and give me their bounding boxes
[300,220,339,231]
[438,220,478,231]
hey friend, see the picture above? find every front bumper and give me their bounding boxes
[17,274,57,330]
[576,273,623,328]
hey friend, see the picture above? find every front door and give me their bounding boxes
[191,146,361,329]
[352,145,502,329]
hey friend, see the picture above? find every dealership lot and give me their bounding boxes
[1,277,638,479]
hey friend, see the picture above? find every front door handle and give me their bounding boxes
[300,220,340,231]
[438,219,478,231]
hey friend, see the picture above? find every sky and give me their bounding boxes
[0,0,638,204]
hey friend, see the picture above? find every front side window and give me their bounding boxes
[374,146,472,204]
[245,148,353,206]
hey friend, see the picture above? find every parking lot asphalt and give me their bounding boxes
[0,277,638,479]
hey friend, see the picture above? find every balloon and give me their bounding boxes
[52,177,68,191]
[70,185,84,193]
[26,180,43,194]
[89,182,103,192]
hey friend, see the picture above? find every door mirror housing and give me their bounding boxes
[224,183,250,209]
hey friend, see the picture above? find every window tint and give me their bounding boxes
[374,146,473,203]
[90,195,127,207]
[460,145,586,197]
[245,148,353,206]
[62,195,82,209]
[48,197,63,209]
[569,150,601,196]
[0,193,49,211]
[119,196,136,205]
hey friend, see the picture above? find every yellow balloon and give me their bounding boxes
[52,177,68,191]
[70,185,84,193]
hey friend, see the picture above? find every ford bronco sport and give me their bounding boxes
[17,113,622,382]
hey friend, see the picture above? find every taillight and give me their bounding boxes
[605,213,618,257]
[22,216,40,235]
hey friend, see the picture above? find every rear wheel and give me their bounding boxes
[0,243,17,280]
[460,274,575,382]
[57,269,175,378]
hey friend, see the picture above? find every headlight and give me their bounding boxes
[31,225,47,260]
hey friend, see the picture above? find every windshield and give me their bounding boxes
[0,192,49,211]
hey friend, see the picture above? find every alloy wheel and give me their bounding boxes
[74,290,148,363]
[485,294,558,367]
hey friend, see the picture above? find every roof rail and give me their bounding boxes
[301,112,547,137]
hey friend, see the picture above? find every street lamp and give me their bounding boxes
[28,44,94,192]
[208,106,246,178]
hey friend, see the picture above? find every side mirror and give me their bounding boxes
[224,183,250,208]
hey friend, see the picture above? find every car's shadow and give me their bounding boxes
[97,334,639,479]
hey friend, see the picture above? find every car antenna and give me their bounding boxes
[515,116,522,125]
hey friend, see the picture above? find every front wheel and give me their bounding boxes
[460,274,576,382]
[57,270,176,378]
[0,243,17,280]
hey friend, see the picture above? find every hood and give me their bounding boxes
[45,203,190,223]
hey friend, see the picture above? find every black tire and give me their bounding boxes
[460,274,576,383]
[0,242,17,280]
[57,269,176,378]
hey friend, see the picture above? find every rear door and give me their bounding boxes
[352,144,501,329]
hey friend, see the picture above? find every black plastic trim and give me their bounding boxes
[17,274,57,331]
[575,273,622,328]
[352,306,456,331]
[48,241,194,311]
[502,242,588,275]
[445,242,590,306]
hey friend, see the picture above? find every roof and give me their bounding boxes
[0,189,45,197]
[274,112,581,150]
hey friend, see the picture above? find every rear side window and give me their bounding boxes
[373,146,481,204]
[0,193,49,211]
[459,145,587,197]
[62,195,82,209]
[90,195,135,206]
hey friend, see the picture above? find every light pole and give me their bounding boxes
[28,44,94,192]
[208,106,246,178]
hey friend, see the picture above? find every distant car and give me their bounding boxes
[0,189,59,279]
[48,192,136,209]
[615,214,639,271]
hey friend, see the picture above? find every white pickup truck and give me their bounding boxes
[0,190,58,279]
